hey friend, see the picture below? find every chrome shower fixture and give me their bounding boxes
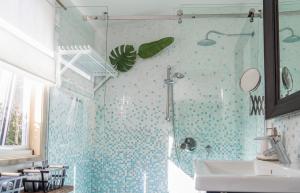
[248,8,255,22]
[280,27,300,43]
[173,72,184,79]
[177,9,183,24]
[165,66,185,121]
[180,138,197,152]
[248,8,262,22]
[164,70,184,85]
[198,30,255,46]
[83,15,100,21]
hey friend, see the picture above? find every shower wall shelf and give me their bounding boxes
[57,45,118,93]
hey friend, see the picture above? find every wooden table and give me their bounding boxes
[21,186,74,193]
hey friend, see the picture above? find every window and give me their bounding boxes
[0,67,47,161]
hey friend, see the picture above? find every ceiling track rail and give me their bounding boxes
[280,10,300,16]
[83,12,262,21]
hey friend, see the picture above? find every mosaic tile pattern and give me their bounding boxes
[48,88,95,193]
[48,3,97,193]
[49,3,268,193]
[270,112,300,163]
[93,17,265,192]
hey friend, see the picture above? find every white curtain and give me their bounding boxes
[0,0,56,83]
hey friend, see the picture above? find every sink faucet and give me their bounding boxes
[255,128,291,165]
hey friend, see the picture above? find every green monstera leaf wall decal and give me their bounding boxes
[138,37,174,59]
[109,45,137,72]
[109,37,174,72]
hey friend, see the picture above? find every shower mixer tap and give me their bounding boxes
[180,138,197,152]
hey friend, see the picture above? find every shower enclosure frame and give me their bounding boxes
[264,0,300,119]
[81,12,262,21]
[55,0,262,22]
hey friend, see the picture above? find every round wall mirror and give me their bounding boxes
[240,68,261,92]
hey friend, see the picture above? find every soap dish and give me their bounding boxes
[256,154,279,161]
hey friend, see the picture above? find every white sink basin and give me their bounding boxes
[194,160,300,192]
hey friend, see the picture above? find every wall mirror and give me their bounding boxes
[264,0,300,119]
[240,68,261,93]
[278,0,300,98]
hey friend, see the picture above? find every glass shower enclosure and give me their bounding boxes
[48,2,265,193]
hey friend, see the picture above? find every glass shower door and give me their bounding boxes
[170,4,265,179]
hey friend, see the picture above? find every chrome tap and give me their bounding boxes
[255,128,291,165]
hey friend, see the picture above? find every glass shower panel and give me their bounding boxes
[96,10,264,193]
[98,19,179,193]
[49,2,265,193]
[95,6,265,193]
[48,2,108,193]
[171,4,265,177]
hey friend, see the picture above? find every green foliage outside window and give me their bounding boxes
[5,107,23,145]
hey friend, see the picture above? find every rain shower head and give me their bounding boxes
[283,35,300,43]
[198,30,254,46]
[197,38,216,46]
[280,27,300,43]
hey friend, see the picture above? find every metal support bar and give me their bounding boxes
[56,0,67,10]
[205,30,254,39]
[83,13,262,21]
[165,66,173,121]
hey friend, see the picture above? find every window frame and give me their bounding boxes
[0,68,49,165]
[0,74,30,147]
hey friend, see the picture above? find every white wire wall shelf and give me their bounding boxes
[57,45,117,93]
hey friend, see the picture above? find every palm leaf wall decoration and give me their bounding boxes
[138,37,174,59]
[109,37,174,72]
[109,45,137,72]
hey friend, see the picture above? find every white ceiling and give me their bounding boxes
[65,0,262,16]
